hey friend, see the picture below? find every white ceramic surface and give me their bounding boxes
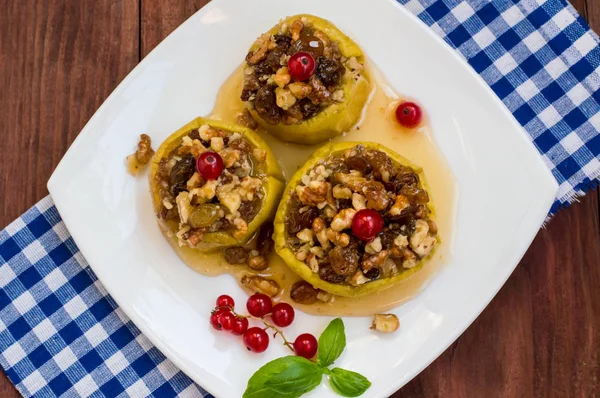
[48,0,558,396]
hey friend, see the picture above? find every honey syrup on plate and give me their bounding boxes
[162,64,458,316]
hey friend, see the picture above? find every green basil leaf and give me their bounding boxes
[265,357,323,394]
[328,367,372,397]
[318,318,346,367]
[243,356,310,398]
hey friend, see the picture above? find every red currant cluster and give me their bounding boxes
[210,294,318,359]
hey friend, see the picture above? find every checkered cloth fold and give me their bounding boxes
[400,0,599,213]
[1,1,600,397]
[0,199,209,396]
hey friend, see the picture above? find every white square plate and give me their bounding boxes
[48,0,558,396]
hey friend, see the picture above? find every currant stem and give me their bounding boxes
[215,305,295,353]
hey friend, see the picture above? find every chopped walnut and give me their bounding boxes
[210,137,225,152]
[365,237,382,254]
[309,246,326,258]
[312,218,330,249]
[326,229,350,247]
[275,87,297,110]
[296,181,329,205]
[241,275,280,297]
[176,192,191,224]
[248,254,268,271]
[393,234,409,248]
[330,208,356,231]
[316,291,334,303]
[362,250,389,271]
[334,172,367,192]
[290,19,303,41]
[220,148,242,168]
[246,33,270,64]
[186,172,203,191]
[253,148,267,162]
[135,134,154,163]
[371,314,399,333]
[402,248,418,268]
[306,253,319,272]
[288,82,313,99]
[352,193,367,211]
[333,185,352,199]
[346,56,363,71]
[217,190,242,214]
[126,134,155,176]
[296,228,314,243]
[389,195,410,216]
[273,67,291,88]
[232,218,248,239]
[191,179,218,203]
[350,270,369,286]
[191,139,208,158]
[332,90,345,102]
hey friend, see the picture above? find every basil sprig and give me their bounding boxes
[243,318,371,398]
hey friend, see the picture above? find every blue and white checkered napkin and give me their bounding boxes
[1,1,600,397]
[0,198,210,397]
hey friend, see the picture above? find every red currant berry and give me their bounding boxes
[197,151,224,180]
[216,295,235,309]
[246,294,272,318]
[218,311,236,331]
[210,308,230,330]
[288,52,316,81]
[231,317,249,336]
[243,327,269,353]
[352,209,384,241]
[293,333,318,359]
[395,101,422,128]
[271,303,295,327]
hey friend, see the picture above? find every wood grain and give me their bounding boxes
[0,0,139,396]
[0,1,599,397]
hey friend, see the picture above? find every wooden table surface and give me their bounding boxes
[1,1,599,397]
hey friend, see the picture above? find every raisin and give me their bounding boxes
[273,34,292,48]
[315,57,344,86]
[319,265,346,284]
[224,247,249,264]
[254,86,281,125]
[290,281,319,304]
[257,223,274,258]
[188,129,200,140]
[345,155,372,175]
[400,186,430,204]
[298,98,320,119]
[286,204,320,235]
[169,155,195,188]
[239,198,261,222]
[328,244,360,276]
[365,268,380,280]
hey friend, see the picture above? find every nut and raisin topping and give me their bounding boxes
[285,144,437,287]
[156,126,267,248]
[241,18,364,125]
[126,134,155,176]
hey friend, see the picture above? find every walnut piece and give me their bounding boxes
[126,134,155,176]
[330,208,356,231]
[371,314,400,333]
[241,275,280,297]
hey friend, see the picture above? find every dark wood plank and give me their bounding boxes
[141,0,209,57]
[0,0,139,229]
[0,0,139,395]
